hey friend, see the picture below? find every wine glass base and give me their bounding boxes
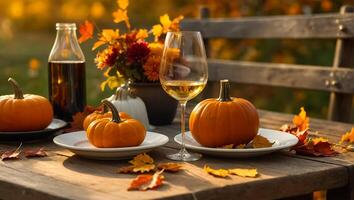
[166,148,202,161]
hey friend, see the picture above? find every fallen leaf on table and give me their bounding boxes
[204,165,229,178]
[157,162,183,172]
[118,153,156,174]
[312,137,328,144]
[292,107,309,131]
[24,147,47,158]
[132,164,156,173]
[63,105,99,132]
[129,153,154,166]
[294,138,337,157]
[228,168,258,178]
[346,145,354,152]
[252,135,274,148]
[1,144,22,161]
[128,170,164,191]
[340,128,354,144]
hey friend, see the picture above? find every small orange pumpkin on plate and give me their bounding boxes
[83,105,131,131]
[86,100,146,148]
[189,80,259,148]
[0,78,53,132]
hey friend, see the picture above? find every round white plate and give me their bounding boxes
[174,128,298,158]
[53,131,169,160]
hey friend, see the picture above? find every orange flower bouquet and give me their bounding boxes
[78,0,183,91]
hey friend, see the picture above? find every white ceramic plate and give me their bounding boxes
[53,131,169,160]
[174,128,298,158]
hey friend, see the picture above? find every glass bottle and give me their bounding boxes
[48,23,86,122]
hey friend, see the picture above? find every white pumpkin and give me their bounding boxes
[107,86,150,130]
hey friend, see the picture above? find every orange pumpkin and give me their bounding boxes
[86,100,146,148]
[189,80,259,148]
[83,106,131,130]
[0,78,53,132]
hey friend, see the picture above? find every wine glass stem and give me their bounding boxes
[180,101,187,152]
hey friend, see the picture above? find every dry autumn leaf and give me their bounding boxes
[340,128,354,144]
[118,153,156,174]
[132,164,156,173]
[292,107,309,131]
[128,170,164,191]
[295,138,337,157]
[157,163,183,173]
[204,165,229,178]
[1,144,22,161]
[78,20,94,43]
[112,9,130,29]
[228,168,258,178]
[129,153,154,166]
[24,147,47,158]
[118,0,129,10]
[252,135,274,148]
[63,105,99,132]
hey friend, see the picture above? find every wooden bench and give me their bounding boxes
[181,5,354,123]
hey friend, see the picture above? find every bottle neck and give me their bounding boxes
[49,24,85,62]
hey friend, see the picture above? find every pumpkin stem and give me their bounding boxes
[102,100,122,123]
[114,85,136,100]
[218,79,232,102]
[8,78,24,99]
[99,103,109,114]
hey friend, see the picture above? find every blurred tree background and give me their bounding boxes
[0,0,353,120]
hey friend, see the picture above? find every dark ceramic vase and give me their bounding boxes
[129,82,178,125]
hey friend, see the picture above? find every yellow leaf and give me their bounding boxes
[129,153,154,167]
[228,168,258,178]
[204,165,229,178]
[132,164,156,173]
[170,15,184,31]
[152,24,163,39]
[160,14,171,31]
[136,29,148,40]
[112,9,130,29]
[117,0,129,10]
[312,137,329,145]
[148,42,163,56]
[101,29,120,42]
[293,107,309,131]
[100,73,124,91]
[340,128,354,144]
[252,135,274,148]
[157,162,183,172]
[92,40,106,50]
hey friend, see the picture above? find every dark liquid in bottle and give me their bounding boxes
[48,61,86,121]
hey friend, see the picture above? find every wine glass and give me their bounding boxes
[160,31,208,161]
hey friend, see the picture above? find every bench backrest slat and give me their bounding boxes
[181,13,354,39]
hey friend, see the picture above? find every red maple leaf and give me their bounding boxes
[78,20,94,43]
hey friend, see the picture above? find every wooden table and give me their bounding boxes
[0,109,353,200]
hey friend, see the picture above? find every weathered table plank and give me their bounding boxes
[0,108,353,200]
[0,145,349,200]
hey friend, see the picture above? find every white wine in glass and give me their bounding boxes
[160,31,208,161]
